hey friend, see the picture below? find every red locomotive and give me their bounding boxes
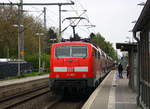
[49,41,113,93]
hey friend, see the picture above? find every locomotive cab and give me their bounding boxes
[49,41,110,93]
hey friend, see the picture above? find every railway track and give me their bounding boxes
[44,73,108,109]
[46,99,85,109]
[45,94,87,109]
[0,85,49,109]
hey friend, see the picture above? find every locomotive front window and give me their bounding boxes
[55,46,87,58]
[72,46,87,57]
[55,46,70,58]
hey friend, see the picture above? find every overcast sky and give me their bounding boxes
[0,0,147,55]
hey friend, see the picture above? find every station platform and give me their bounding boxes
[82,70,140,109]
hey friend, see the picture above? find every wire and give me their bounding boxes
[65,0,94,35]
[46,14,58,26]
[74,0,94,27]
[21,11,44,34]
[7,0,12,3]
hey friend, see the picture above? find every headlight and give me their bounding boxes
[55,74,60,78]
[74,67,88,72]
[82,74,87,78]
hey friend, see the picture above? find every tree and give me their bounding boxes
[44,27,58,54]
[47,28,58,41]
[89,33,118,60]
[0,5,46,58]
[0,6,18,58]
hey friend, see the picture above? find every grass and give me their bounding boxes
[0,72,49,81]
[17,72,47,78]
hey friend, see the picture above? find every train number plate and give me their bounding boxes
[67,67,74,72]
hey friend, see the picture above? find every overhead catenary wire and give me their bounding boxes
[72,0,94,27]
[19,11,44,34]
[46,14,58,26]
[61,10,87,33]
[7,0,12,3]
[3,0,93,37]
[64,0,95,36]
[46,8,59,26]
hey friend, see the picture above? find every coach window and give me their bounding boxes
[92,49,94,56]
[96,51,99,59]
[98,51,101,59]
[95,49,98,59]
[92,48,96,57]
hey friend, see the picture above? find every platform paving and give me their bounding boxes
[82,70,140,109]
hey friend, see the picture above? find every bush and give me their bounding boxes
[25,53,50,72]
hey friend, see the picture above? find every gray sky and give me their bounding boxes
[1,0,147,54]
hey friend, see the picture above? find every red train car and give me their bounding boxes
[49,41,111,92]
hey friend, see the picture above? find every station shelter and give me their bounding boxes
[132,0,150,108]
[116,43,138,92]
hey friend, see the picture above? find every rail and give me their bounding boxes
[0,85,49,109]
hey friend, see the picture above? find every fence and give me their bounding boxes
[0,62,33,79]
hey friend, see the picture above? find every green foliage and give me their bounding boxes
[17,72,47,78]
[47,28,58,40]
[0,6,18,58]
[0,5,52,72]
[0,72,48,81]
[0,6,47,58]
[45,27,58,55]
[41,53,50,72]
[24,53,50,72]
[25,54,39,70]
[90,33,118,60]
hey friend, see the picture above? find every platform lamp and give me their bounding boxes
[13,24,24,76]
[36,33,44,73]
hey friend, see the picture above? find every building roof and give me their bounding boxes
[116,43,137,52]
[133,0,150,32]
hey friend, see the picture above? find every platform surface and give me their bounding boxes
[82,70,139,109]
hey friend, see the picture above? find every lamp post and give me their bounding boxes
[36,33,44,73]
[13,24,24,76]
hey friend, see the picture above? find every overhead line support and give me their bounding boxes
[0,2,74,6]
[0,1,74,75]
[0,2,74,41]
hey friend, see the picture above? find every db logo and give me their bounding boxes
[67,67,74,72]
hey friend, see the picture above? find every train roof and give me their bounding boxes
[51,41,113,60]
[51,41,94,47]
[51,41,107,54]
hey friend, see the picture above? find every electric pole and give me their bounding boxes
[43,7,47,30]
[18,0,24,61]
[43,7,47,72]
[20,0,24,60]
[17,0,24,76]
[0,1,74,74]
[0,2,74,42]
[58,5,62,42]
